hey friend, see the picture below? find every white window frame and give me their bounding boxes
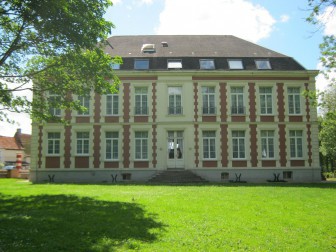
[47,132,61,155]
[289,130,303,159]
[134,87,148,115]
[135,131,148,160]
[202,131,216,159]
[261,130,275,159]
[232,130,246,159]
[260,87,273,115]
[168,87,182,115]
[231,87,245,114]
[288,87,301,115]
[76,132,90,156]
[106,93,119,115]
[105,132,119,160]
[202,87,216,114]
[77,95,90,116]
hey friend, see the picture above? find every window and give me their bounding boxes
[261,130,275,159]
[289,130,303,158]
[202,87,215,114]
[168,59,182,69]
[76,132,90,155]
[231,87,245,114]
[200,59,215,70]
[105,132,118,160]
[232,130,245,159]
[168,87,182,114]
[260,87,273,114]
[111,63,120,70]
[228,59,243,69]
[48,91,61,116]
[134,59,149,70]
[288,87,301,114]
[135,131,148,160]
[255,59,271,69]
[135,87,148,115]
[47,132,60,155]
[283,171,293,180]
[78,96,90,115]
[203,131,216,159]
[106,93,119,115]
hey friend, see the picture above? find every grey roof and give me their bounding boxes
[105,35,288,58]
[104,35,305,71]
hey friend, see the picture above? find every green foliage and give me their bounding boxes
[1,180,336,251]
[0,0,120,122]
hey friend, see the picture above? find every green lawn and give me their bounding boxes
[0,179,335,251]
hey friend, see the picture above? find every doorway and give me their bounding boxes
[167,131,184,169]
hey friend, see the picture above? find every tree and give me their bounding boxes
[0,0,121,123]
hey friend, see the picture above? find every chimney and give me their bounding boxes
[14,128,23,148]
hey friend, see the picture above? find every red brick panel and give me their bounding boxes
[93,125,101,168]
[194,124,199,168]
[134,116,149,123]
[232,160,247,167]
[203,161,217,167]
[64,126,72,168]
[104,116,119,123]
[152,124,157,168]
[290,160,305,167]
[134,161,149,168]
[45,157,60,168]
[278,124,287,167]
[277,83,285,122]
[38,126,43,169]
[202,116,216,122]
[250,124,258,167]
[231,116,246,122]
[219,82,227,122]
[289,116,303,122]
[123,83,130,123]
[249,82,256,122]
[306,124,313,166]
[123,125,130,168]
[220,124,228,167]
[94,93,101,123]
[260,116,274,122]
[75,157,89,168]
[104,162,119,168]
[262,160,276,167]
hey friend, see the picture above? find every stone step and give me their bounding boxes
[148,170,208,183]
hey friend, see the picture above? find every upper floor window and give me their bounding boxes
[105,132,119,160]
[288,87,301,114]
[200,59,215,70]
[134,59,149,70]
[111,63,120,70]
[76,132,90,155]
[202,87,215,114]
[47,132,60,155]
[78,95,90,115]
[232,130,245,159]
[203,131,216,159]
[168,59,182,69]
[289,130,303,158]
[231,87,245,114]
[228,59,243,69]
[168,87,182,115]
[260,87,273,114]
[255,59,271,70]
[135,87,148,115]
[48,91,61,116]
[106,93,119,115]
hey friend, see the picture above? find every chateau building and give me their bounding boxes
[30,35,320,183]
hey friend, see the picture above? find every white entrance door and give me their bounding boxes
[167,131,184,169]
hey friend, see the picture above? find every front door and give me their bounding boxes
[167,131,184,169]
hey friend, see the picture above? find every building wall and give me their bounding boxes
[30,71,320,183]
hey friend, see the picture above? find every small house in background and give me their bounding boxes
[0,129,31,169]
[30,35,320,183]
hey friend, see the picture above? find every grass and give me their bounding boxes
[0,179,336,251]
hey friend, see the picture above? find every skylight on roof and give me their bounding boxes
[141,44,155,53]
[255,59,271,70]
[168,59,182,69]
[200,59,215,69]
[228,59,243,69]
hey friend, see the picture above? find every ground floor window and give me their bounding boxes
[135,131,148,160]
[47,132,60,155]
[261,130,275,159]
[105,132,119,160]
[232,130,245,159]
[289,130,303,158]
[76,132,89,155]
[202,131,216,159]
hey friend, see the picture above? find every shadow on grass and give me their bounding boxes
[0,194,165,252]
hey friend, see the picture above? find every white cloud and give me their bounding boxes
[280,14,290,23]
[155,0,276,42]
[317,6,336,36]
[111,0,122,5]
[315,62,336,92]
[139,0,154,5]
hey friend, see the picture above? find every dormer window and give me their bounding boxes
[200,59,215,70]
[141,44,155,53]
[168,59,182,69]
[255,59,271,70]
[134,59,149,70]
[228,59,243,69]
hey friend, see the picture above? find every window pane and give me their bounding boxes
[228,60,243,69]
[134,59,149,69]
[200,59,215,69]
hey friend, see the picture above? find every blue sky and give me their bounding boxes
[1,0,335,136]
